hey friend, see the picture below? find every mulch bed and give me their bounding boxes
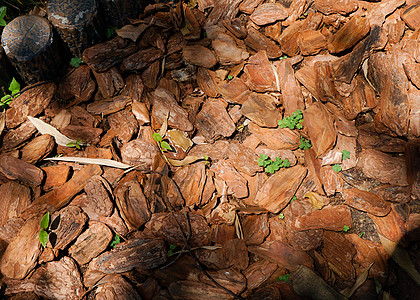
[1,0,420,299]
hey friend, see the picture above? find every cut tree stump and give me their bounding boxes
[1,15,66,84]
[47,0,105,57]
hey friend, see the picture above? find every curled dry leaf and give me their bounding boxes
[27,116,76,146]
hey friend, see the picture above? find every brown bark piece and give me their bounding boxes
[172,162,207,206]
[196,98,236,141]
[243,51,277,92]
[401,2,420,30]
[249,240,313,271]
[322,231,356,281]
[244,27,282,59]
[50,206,88,250]
[304,102,337,157]
[240,93,281,128]
[228,141,261,176]
[312,0,358,15]
[248,122,300,150]
[343,188,391,216]
[242,214,269,245]
[218,77,250,105]
[21,134,55,164]
[249,3,288,26]
[211,160,248,198]
[254,165,308,213]
[278,20,305,56]
[42,165,71,192]
[244,259,278,290]
[357,123,407,153]
[95,275,142,300]
[58,65,96,103]
[369,205,406,243]
[205,0,242,26]
[120,140,159,169]
[92,67,125,99]
[69,222,113,265]
[83,36,138,72]
[188,140,230,161]
[0,217,40,279]
[83,175,114,218]
[328,16,370,54]
[120,48,163,72]
[196,68,219,98]
[320,166,344,196]
[293,205,352,231]
[87,95,132,116]
[182,45,217,68]
[358,149,408,186]
[114,177,151,230]
[108,110,138,143]
[2,120,37,151]
[151,87,193,132]
[0,156,43,186]
[0,182,31,226]
[6,82,56,129]
[239,0,264,14]
[0,217,24,244]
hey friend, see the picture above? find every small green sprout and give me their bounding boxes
[291,196,297,202]
[70,57,84,68]
[279,55,288,60]
[109,234,121,248]
[342,149,350,160]
[167,244,177,257]
[153,132,172,152]
[278,109,303,130]
[276,273,290,283]
[1,77,21,109]
[359,232,364,238]
[258,154,291,174]
[66,139,83,150]
[39,212,50,248]
[106,26,117,39]
[278,213,285,219]
[299,136,311,150]
[227,75,234,80]
[204,154,210,165]
[343,225,350,233]
[332,164,342,172]
[0,6,7,27]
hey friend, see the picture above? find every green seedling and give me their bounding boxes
[153,132,172,152]
[332,164,342,172]
[66,139,83,150]
[343,225,350,233]
[276,273,290,283]
[70,57,83,68]
[279,55,288,60]
[39,212,50,248]
[342,149,350,160]
[0,6,7,26]
[204,154,209,165]
[359,232,364,238]
[227,75,234,80]
[167,244,177,257]
[1,77,21,109]
[278,213,285,220]
[299,136,311,150]
[106,26,117,39]
[109,234,121,248]
[291,196,296,203]
[278,109,303,130]
[258,154,291,174]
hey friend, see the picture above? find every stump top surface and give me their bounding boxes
[47,0,97,28]
[1,15,52,61]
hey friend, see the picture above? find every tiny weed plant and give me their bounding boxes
[291,196,297,202]
[342,149,350,160]
[1,77,21,109]
[332,164,342,172]
[66,139,83,150]
[167,244,177,257]
[70,57,84,68]
[109,233,121,248]
[258,154,291,174]
[359,232,364,238]
[279,55,288,60]
[39,212,50,248]
[204,154,210,166]
[0,6,7,26]
[106,26,117,39]
[299,136,311,150]
[343,225,350,233]
[153,132,172,152]
[276,273,290,283]
[278,109,303,130]
[278,213,285,219]
[227,75,234,81]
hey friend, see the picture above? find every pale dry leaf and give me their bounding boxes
[0,111,5,136]
[115,24,148,42]
[305,192,327,209]
[27,116,76,146]
[45,157,131,169]
[166,156,204,166]
[379,233,420,285]
[341,263,373,298]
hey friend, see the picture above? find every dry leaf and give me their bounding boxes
[166,156,204,166]
[116,24,148,42]
[27,116,76,146]
[235,212,244,240]
[167,129,193,152]
[379,233,420,285]
[305,192,327,209]
[341,263,373,298]
[0,111,5,136]
[45,157,132,169]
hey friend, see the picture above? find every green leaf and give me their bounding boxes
[342,149,350,161]
[299,136,311,150]
[66,142,75,147]
[152,132,162,142]
[106,27,116,39]
[109,234,121,248]
[343,225,350,232]
[276,273,290,283]
[9,78,20,94]
[0,6,6,19]
[204,155,208,161]
[1,95,10,102]
[282,159,291,168]
[278,213,285,219]
[266,165,275,174]
[40,212,50,229]
[332,164,342,172]
[70,57,83,68]
[359,232,364,238]
[160,141,172,151]
[227,75,233,80]
[0,18,6,27]
[39,229,48,248]
[169,244,176,250]
[260,154,269,160]
[291,196,296,202]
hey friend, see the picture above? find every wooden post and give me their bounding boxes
[47,0,105,58]
[1,15,66,85]
[98,0,143,28]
